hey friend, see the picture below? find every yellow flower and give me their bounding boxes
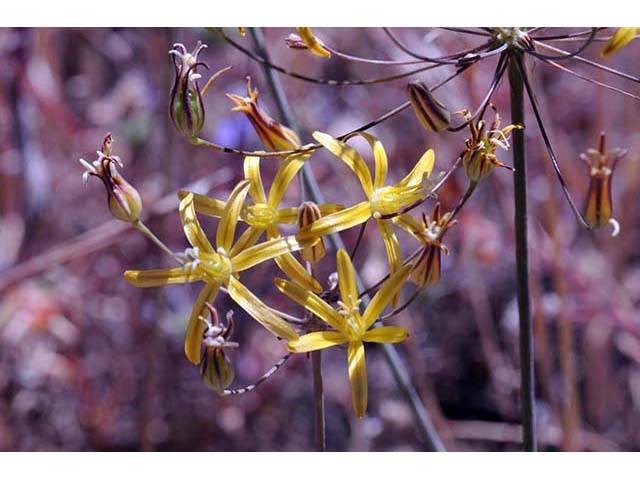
[227,77,301,152]
[602,28,639,57]
[300,131,434,305]
[179,153,343,292]
[276,249,411,418]
[125,180,304,365]
[295,27,332,58]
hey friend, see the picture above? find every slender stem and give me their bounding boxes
[133,220,183,264]
[508,52,537,452]
[311,351,326,451]
[249,27,444,452]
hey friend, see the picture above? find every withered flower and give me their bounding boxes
[581,132,626,234]
[395,203,456,287]
[407,81,451,133]
[460,106,521,183]
[200,305,239,394]
[227,76,302,152]
[79,133,142,224]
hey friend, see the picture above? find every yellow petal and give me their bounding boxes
[232,235,305,272]
[353,132,388,190]
[184,282,220,365]
[295,27,331,58]
[602,27,639,57]
[179,193,214,254]
[217,180,251,253]
[286,331,348,353]
[319,203,346,216]
[124,267,201,287]
[275,207,300,224]
[269,153,309,208]
[244,156,267,203]
[226,276,298,341]
[178,191,227,219]
[376,219,403,308]
[363,263,412,330]
[348,341,368,419]
[273,251,323,293]
[230,226,264,257]
[313,131,374,198]
[274,278,346,332]
[362,326,408,344]
[398,149,435,188]
[392,213,426,244]
[299,202,372,239]
[337,249,360,312]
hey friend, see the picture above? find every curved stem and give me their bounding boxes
[248,27,444,452]
[508,52,537,452]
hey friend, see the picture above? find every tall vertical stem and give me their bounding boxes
[249,27,444,451]
[508,52,537,452]
[311,351,326,451]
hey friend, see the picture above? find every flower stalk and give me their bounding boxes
[508,52,537,452]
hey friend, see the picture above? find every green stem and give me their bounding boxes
[249,27,444,452]
[508,52,537,452]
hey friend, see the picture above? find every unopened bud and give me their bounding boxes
[298,201,326,263]
[285,34,309,50]
[80,133,142,224]
[407,82,451,133]
[169,42,207,138]
[227,76,301,152]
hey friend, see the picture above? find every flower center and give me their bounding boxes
[370,186,422,218]
[184,247,233,283]
[245,203,277,229]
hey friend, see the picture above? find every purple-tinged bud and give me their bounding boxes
[80,133,142,224]
[169,42,207,138]
[407,82,451,133]
[298,201,326,263]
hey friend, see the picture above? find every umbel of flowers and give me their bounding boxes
[80,28,632,421]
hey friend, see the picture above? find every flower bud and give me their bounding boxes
[79,133,142,224]
[298,201,326,263]
[407,82,451,133]
[227,76,301,152]
[581,132,626,230]
[169,42,207,138]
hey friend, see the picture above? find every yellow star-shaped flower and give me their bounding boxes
[125,180,305,365]
[300,131,435,305]
[179,153,343,292]
[275,249,411,418]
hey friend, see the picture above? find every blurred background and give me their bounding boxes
[0,27,639,451]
